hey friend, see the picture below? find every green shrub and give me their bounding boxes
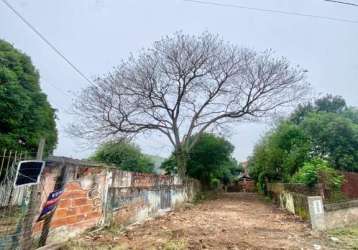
[161,133,241,189]
[91,141,155,173]
[210,178,220,189]
[291,158,344,190]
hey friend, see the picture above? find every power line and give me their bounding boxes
[40,76,74,100]
[1,0,96,87]
[323,0,358,7]
[184,0,358,24]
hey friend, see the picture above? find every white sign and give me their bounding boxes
[313,200,323,215]
[14,160,45,187]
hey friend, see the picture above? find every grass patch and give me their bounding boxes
[60,240,127,250]
[162,239,187,250]
[101,223,126,236]
[328,225,358,249]
[60,240,94,250]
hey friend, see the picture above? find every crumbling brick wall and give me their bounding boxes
[31,157,199,246]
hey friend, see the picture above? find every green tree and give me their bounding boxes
[301,112,358,171]
[249,121,310,190]
[315,95,347,113]
[0,39,57,154]
[342,107,358,124]
[161,133,240,188]
[91,141,155,173]
[291,158,344,190]
[249,95,358,190]
[290,95,347,124]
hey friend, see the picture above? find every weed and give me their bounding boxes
[163,239,187,250]
[328,225,358,249]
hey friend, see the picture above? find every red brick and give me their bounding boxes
[62,190,87,199]
[78,205,92,213]
[67,207,79,215]
[65,215,78,225]
[58,199,72,208]
[72,190,88,199]
[86,211,101,219]
[65,182,81,191]
[54,208,68,217]
[76,214,86,221]
[342,172,358,199]
[73,198,88,206]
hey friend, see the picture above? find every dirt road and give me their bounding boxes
[69,193,333,250]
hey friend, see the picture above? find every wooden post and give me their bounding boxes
[21,138,45,250]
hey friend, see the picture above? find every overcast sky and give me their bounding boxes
[1,0,357,161]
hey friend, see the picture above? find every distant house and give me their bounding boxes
[238,161,252,180]
[228,161,255,192]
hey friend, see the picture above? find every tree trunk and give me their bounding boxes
[176,146,187,179]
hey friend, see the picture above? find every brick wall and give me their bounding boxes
[341,172,358,199]
[30,157,199,246]
[35,182,101,232]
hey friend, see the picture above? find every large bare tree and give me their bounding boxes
[71,32,308,177]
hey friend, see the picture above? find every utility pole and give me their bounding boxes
[21,138,45,250]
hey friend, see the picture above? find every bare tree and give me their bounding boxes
[71,32,308,177]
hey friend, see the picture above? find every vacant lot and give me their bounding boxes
[64,193,344,250]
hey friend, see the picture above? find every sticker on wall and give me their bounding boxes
[14,160,45,187]
[37,188,64,221]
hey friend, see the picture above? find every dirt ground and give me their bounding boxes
[66,193,343,250]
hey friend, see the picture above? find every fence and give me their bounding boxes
[0,148,39,250]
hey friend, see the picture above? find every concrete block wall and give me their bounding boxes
[268,183,358,230]
[267,183,315,220]
[308,197,358,230]
[324,200,358,229]
[30,157,200,246]
[107,170,198,226]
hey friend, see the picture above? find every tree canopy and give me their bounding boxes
[249,95,358,190]
[91,141,155,173]
[72,32,308,177]
[161,133,241,188]
[0,39,57,154]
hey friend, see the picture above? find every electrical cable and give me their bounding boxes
[1,0,96,87]
[184,0,358,24]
